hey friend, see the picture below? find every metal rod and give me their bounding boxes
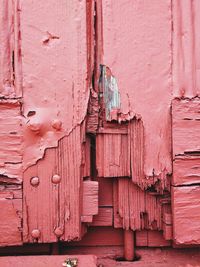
[124,229,135,261]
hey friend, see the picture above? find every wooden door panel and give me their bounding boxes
[23,126,83,243]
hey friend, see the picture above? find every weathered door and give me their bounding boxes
[0,0,200,251]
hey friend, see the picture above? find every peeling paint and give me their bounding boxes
[101,65,120,121]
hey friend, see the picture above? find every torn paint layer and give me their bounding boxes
[101,0,172,186]
[0,100,22,181]
[21,0,89,168]
[101,65,120,121]
[23,125,84,243]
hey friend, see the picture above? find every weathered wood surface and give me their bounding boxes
[1,0,200,251]
[172,186,200,245]
[0,192,22,246]
[21,0,89,168]
[173,0,200,98]
[23,126,83,243]
[96,131,130,178]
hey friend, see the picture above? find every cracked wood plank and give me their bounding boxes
[172,99,200,186]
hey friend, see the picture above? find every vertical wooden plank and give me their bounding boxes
[128,119,145,187]
[0,0,22,97]
[96,131,130,177]
[21,0,89,168]
[23,126,84,243]
[173,0,200,97]
[118,178,162,231]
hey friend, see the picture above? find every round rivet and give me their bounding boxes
[52,174,61,184]
[54,227,63,237]
[27,121,41,132]
[30,176,40,186]
[51,119,62,131]
[31,229,40,239]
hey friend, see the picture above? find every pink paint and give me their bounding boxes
[20,0,89,168]
[0,0,200,263]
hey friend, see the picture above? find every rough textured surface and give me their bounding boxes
[23,126,83,243]
[117,178,163,231]
[0,0,22,97]
[20,0,89,168]
[0,100,22,181]
[172,99,200,157]
[0,255,97,267]
[96,128,130,177]
[172,186,200,245]
[0,193,22,246]
[173,0,200,98]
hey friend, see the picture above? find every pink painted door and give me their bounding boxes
[0,0,200,250]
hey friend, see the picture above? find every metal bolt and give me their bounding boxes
[51,119,62,130]
[51,174,61,184]
[54,227,63,237]
[31,229,40,239]
[30,176,40,186]
[27,121,41,133]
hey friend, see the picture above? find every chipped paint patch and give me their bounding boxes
[101,65,121,121]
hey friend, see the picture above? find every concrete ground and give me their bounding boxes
[98,248,200,267]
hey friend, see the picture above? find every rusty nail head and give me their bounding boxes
[30,176,40,186]
[31,229,41,239]
[52,174,61,184]
[54,227,63,237]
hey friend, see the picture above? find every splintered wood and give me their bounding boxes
[117,178,162,231]
[128,119,145,187]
